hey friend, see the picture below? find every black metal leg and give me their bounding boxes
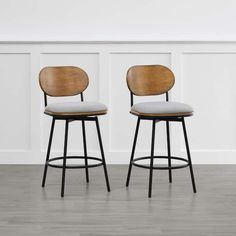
[126,117,140,187]
[182,118,197,193]
[148,120,156,198]
[95,117,110,192]
[61,119,69,197]
[82,120,89,183]
[166,121,172,183]
[42,117,55,187]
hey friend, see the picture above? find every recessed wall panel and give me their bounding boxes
[0,53,31,150]
[182,53,236,150]
[40,53,99,151]
[110,53,171,152]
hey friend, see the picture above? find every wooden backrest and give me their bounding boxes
[126,65,175,96]
[39,66,89,97]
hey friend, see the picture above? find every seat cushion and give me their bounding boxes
[131,101,193,117]
[45,101,107,116]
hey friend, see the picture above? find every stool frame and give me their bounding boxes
[125,65,196,198]
[40,67,110,197]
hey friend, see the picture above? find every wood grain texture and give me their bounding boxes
[44,109,107,117]
[130,110,193,117]
[39,66,89,97]
[0,165,236,235]
[127,65,175,96]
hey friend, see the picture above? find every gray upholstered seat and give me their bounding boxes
[45,101,107,116]
[131,101,193,117]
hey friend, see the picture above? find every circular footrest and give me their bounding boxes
[47,156,103,169]
[132,156,189,170]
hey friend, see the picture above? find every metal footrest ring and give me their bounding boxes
[132,156,189,170]
[47,156,103,169]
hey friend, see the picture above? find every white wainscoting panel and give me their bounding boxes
[0,42,236,164]
[182,53,236,163]
[40,53,100,153]
[110,53,170,152]
[0,53,31,151]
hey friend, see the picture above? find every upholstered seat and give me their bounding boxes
[131,101,193,117]
[45,101,107,116]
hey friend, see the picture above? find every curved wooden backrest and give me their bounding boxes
[39,66,89,97]
[126,65,175,96]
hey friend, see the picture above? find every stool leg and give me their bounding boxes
[82,120,89,183]
[95,117,110,192]
[42,117,55,187]
[148,120,156,198]
[61,119,69,197]
[182,118,197,193]
[166,121,172,183]
[126,117,140,187]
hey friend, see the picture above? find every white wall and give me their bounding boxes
[0,0,236,41]
[1,1,236,164]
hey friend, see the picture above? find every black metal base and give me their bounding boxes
[47,156,103,169]
[126,116,197,198]
[132,156,189,170]
[41,116,110,197]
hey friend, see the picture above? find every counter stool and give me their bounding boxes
[39,66,110,197]
[125,65,196,198]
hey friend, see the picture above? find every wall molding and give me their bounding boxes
[2,39,236,44]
